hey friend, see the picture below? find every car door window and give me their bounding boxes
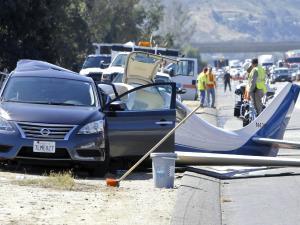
[176,60,194,76]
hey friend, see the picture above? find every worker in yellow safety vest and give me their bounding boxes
[248,58,267,115]
[206,67,217,108]
[197,67,208,107]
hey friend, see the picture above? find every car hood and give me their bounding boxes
[79,67,104,75]
[102,66,124,75]
[123,52,163,85]
[0,102,103,125]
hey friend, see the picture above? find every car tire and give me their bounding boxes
[242,118,250,127]
[89,144,110,177]
[194,92,198,101]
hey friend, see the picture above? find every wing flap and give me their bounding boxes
[252,137,300,149]
[176,151,300,167]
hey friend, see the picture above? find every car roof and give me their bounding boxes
[275,67,288,70]
[115,52,130,55]
[87,54,111,57]
[12,60,93,82]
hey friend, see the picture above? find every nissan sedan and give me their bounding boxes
[0,58,176,176]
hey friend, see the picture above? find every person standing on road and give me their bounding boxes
[242,62,253,101]
[206,67,216,108]
[224,70,231,92]
[248,58,267,115]
[197,67,208,107]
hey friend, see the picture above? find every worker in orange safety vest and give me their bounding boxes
[206,67,217,108]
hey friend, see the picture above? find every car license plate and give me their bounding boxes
[33,141,56,153]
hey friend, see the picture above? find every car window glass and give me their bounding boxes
[276,70,287,74]
[134,54,158,64]
[175,60,194,76]
[116,84,173,111]
[111,54,128,67]
[155,75,170,83]
[82,56,111,69]
[286,57,300,63]
[112,73,124,83]
[98,83,117,100]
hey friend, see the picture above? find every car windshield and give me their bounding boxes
[275,69,288,74]
[111,54,128,67]
[155,75,170,83]
[2,77,96,106]
[82,56,111,69]
[262,63,273,67]
[286,57,300,63]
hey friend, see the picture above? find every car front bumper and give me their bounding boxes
[0,128,106,162]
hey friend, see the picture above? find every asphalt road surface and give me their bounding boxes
[172,80,300,225]
[217,80,300,157]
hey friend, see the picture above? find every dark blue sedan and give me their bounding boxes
[0,59,176,176]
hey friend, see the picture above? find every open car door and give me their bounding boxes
[104,82,176,158]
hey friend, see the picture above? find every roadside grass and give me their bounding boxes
[15,170,76,190]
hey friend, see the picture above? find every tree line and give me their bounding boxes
[0,0,172,71]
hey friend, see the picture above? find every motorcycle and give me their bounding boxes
[234,81,276,126]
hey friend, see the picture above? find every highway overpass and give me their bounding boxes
[193,41,300,53]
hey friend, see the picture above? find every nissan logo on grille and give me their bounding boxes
[40,128,51,136]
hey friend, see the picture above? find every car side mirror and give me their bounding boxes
[100,61,105,69]
[109,101,127,111]
[176,87,186,94]
[100,61,109,69]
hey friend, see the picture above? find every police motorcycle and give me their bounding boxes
[234,81,276,126]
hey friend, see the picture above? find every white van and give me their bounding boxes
[258,55,274,68]
[164,58,198,100]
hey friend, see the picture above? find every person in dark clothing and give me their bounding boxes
[224,70,231,92]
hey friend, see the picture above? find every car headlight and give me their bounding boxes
[0,117,15,133]
[78,120,104,134]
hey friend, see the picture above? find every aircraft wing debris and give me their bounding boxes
[176,151,300,167]
[252,137,300,149]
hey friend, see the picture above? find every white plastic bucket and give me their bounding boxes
[150,152,177,188]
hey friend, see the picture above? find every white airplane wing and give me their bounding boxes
[252,137,300,149]
[176,152,300,167]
